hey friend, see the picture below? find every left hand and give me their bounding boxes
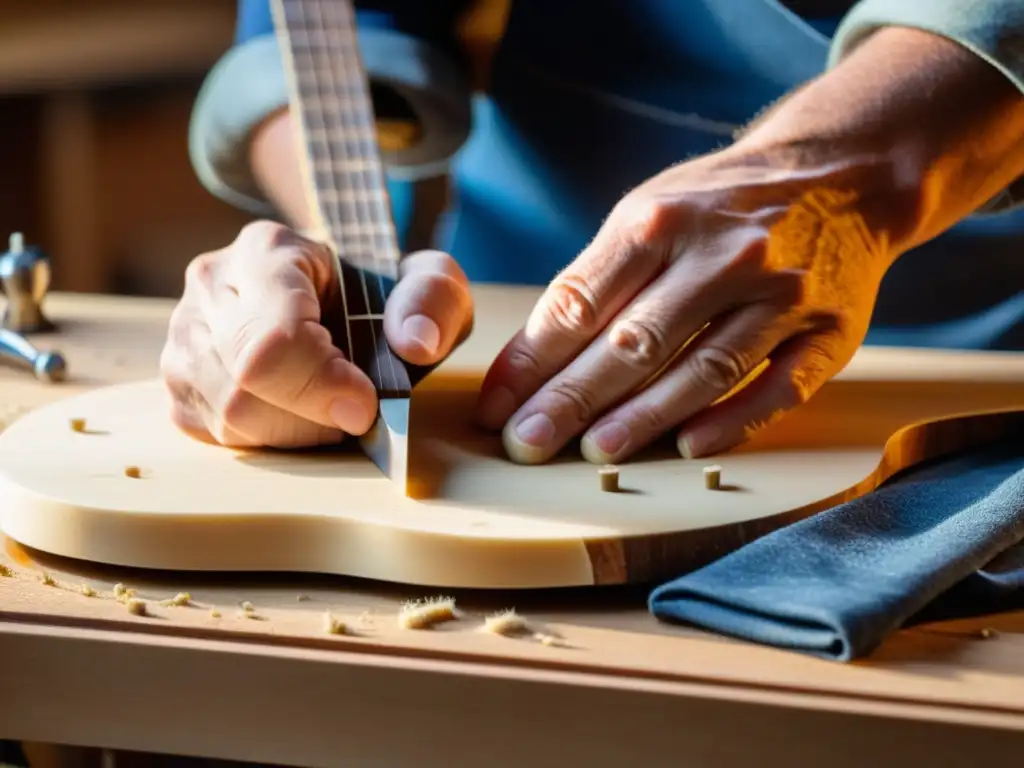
[474,143,899,464]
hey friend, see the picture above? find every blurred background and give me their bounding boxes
[0,0,510,301]
[0,0,248,298]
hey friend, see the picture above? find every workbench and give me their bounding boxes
[2,292,1024,767]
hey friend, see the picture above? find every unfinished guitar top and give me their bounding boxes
[0,284,1023,589]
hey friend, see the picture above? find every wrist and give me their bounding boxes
[733,26,1024,255]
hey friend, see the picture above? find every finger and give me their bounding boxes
[187,322,345,448]
[383,249,474,365]
[673,332,841,458]
[497,230,773,464]
[159,304,250,446]
[475,200,682,429]
[210,244,379,436]
[576,301,802,464]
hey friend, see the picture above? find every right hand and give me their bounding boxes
[160,220,473,448]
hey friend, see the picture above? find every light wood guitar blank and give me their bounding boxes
[1,285,1023,589]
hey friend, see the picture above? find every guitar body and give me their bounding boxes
[1,285,1022,589]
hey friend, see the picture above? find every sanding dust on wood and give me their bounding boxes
[398,596,460,629]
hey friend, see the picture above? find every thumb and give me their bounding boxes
[383,250,474,366]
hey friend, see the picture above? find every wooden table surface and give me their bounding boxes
[3,292,1024,767]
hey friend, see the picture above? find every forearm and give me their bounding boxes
[248,107,315,231]
[737,26,1024,253]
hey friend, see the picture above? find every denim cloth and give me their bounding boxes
[648,439,1024,661]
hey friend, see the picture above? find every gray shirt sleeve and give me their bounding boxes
[188,29,472,215]
[828,0,1024,212]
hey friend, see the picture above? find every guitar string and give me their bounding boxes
[324,0,403,394]
[314,0,398,394]
[279,0,355,377]
[292,0,402,393]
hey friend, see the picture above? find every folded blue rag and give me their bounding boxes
[648,439,1024,661]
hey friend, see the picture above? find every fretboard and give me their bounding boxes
[271,0,412,398]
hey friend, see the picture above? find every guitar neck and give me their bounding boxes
[272,0,412,398]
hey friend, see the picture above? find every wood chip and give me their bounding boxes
[398,596,459,630]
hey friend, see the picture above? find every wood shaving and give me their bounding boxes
[322,612,346,635]
[69,418,86,432]
[126,598,147,616]
[124,465,142,479]
[40,572,56,586]
[534,633,561,647]
[159,592,192,607]
[0,564,12,578]
[79,585,97,597]
[482,609,530,637]
[398,596,460,630]
[240,600,255,613]
[296,594,311,602]
[209,609,221,619]
[113,584,137,603]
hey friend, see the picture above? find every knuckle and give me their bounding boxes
[542,274,599,336]
[617,194,676,244]
[689,345,749,392]
[225,320,285,387]
[768,270,810,309]
[609,317,670,368]
[547,379,598,426]
[219,386,252,430]
[504,342,545,378]
[402,249,469,284]
[625,401,669,436]
[236,219,294,251]
[779,375,812,409]
[183,252,217,288]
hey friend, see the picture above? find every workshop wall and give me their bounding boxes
[0,0,512,299]
[0,0,250,298]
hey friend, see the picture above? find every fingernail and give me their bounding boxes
[513,413,556,448]
[581,421,630,462]
[475,385,516,430]
[330,397,373,433]
[402,314,440,356]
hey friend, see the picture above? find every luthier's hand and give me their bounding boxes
[474,145,894,464]
[160,221,473,448]
[475,25,1024,465]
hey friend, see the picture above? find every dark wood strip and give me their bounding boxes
[275,0,412,398]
